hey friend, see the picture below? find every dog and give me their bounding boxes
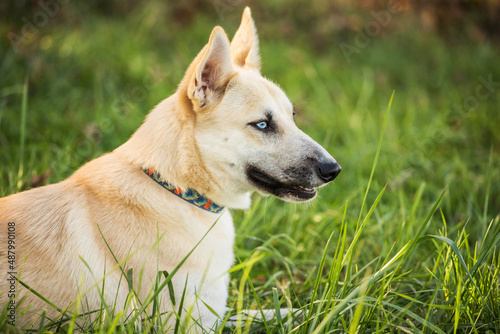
[0,7,340,332]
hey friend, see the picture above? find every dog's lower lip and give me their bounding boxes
[246,167,316,200]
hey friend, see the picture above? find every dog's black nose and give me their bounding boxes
[318,160,341,182]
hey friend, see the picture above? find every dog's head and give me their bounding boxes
[178,8,340,206]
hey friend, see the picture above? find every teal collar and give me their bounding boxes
[142,167,224,214]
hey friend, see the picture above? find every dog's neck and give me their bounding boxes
[142,167,224,213]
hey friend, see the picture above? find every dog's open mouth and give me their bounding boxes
[246,166,316,201]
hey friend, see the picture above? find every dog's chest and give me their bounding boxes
[124,208,235,278]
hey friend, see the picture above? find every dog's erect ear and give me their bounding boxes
[230,7,260,71]
[187,26,234,110]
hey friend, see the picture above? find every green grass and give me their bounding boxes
[1,1,499,333]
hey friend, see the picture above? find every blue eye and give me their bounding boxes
[255,121,268,129]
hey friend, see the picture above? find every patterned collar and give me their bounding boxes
[142,167,224,214]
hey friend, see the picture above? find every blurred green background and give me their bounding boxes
[1,1,500,332]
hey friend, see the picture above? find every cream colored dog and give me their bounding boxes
[0,8,340,332]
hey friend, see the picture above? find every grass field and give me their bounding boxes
[1,2,499,333]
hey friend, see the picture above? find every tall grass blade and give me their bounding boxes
[162,271,177,306]
[312,241,411,334]
[307,230,335,319]
[399,185,448,267]
[419,235,493,314]
[97,225,144,311]
[36,310,46,334]
[105,311,123,334]
[235,252,266,333]
[16,77,28,191]
[272,287,282,333]
[348,271,370,334]
[151,271,161,325]
[245,278,270,332]
[366,298,446,334]
[16,278,72,324]
[126,268,133,293]
[342,185,387,267]
[357,90,394,225]
[470,222,500,278]
[173,275,188,334]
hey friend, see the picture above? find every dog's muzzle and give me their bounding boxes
[246,157,341,202]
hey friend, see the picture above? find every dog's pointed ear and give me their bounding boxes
[230,7,260,71]
[187,26,234,110]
